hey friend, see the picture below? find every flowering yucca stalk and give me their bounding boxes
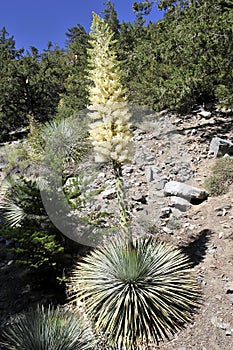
[88,13,134,237]
[70,15,200,350]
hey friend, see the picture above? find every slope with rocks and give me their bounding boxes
[0,106,233,349]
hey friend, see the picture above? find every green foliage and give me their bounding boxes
[0,176,65,272]
[57,24,90,119]
[0,113,93,273]
[133,0,153,27]
[1,305,95,350]
[2,141,31,175]
[3,113,90,179]
[0,30,68,141]
[69,237,199,348]
[21,45,68,123]
[215,84,233,109]
[102,0,120,36]
[63,173,113,228]
[1,0,232,140]
[27,118,46,163]
[0,28,24,140]
[64,174,102,210]
[0,175,47,227]
[28,115,90,169]
[205,157,233,196]
[0,226,64,270]
[123,0,233,111]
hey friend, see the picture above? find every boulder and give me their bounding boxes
[170,196,192,212]
[208,137,233,157]
[164,181,208,201]
[198,110,212,118]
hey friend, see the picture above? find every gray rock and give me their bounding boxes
[170,196,192,212]
[191,128,197,135]
[164,181,208,201]
[208,137,233,157]
[123,166,133,174]
[155,180,167,190]
[97,172,106,178]
[146,155,155,162]
[132,193,147,204]
[172,118,182,125]
[145,165,160,182]
[160,207,172,218]
[198,110,212,118]
[229,294,233,304]
[225,330,232,336]
[162,226,173,234]
[225,281,233,293]
[101,188,117,199]
[158,150,164,156]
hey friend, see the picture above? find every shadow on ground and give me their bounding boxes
[177,111,233,141]
[180,229,213,267]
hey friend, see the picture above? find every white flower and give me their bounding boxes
[88,14,134,164]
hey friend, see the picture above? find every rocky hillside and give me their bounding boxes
[0,106,233,349]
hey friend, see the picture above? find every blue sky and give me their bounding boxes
[0,0,163,52]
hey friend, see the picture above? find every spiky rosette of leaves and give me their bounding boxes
[0,175,47,227]
[88,13,134,163]
[69,237,200,349]
[1,305,95,350]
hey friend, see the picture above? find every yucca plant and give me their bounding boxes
[1,305,96,350]
[68,14,200,350]
[88,13,134,240]
[69,237,200,349]
[0,175,66,273]
[0,175,48,227]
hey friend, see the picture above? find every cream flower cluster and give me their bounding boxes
[89,102,134,163]
[88,14,134,163]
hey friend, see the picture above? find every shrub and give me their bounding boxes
[69,237,200,348]
[1,305,95,350]
[0,175,47,227]
[205,157,233,196]
[0,175,65,274]
[0,226,64,270]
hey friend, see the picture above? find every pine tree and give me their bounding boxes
[0,28,24,140]
[133,0,153,26]
[56,24,90,118]
[102,0,120,36]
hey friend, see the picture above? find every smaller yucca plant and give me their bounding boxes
[1,305,95,350]
[69,237,200,349]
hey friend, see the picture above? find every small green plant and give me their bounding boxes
[64,173,103,210]
[0,175,47,227]
[0,175,65,274]
[205,157,233,196]
[3,141,31,176]
[1,305,95,350]
[0,226,64,270]
[69,237,199,348]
